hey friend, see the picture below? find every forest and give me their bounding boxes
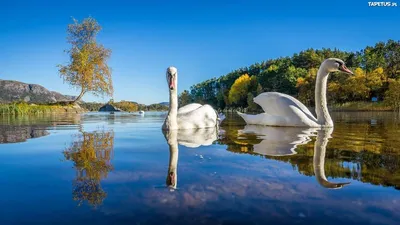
[80,101,169,112]
[179,40,400,112]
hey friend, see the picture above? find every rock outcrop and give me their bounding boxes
[99,104,122,112]
[0,79,76,104]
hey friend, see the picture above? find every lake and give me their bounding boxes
[0,111,399,225]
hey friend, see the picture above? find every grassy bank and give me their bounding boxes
[0,102,84,115]
[221,101,395,113]
[330,102,392,112]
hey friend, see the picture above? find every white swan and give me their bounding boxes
[237,58,353,127]
[162,66,225,130]
[163,128,219,189]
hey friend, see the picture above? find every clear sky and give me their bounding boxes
[1,0,399,104]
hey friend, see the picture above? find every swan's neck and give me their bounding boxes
[315,67,333,126]
[164,90,178,130]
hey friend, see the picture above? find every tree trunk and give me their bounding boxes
[73,90,86,103]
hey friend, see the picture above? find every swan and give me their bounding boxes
[237,58,353,127]
[163,128,219,189]
[234,125,350,189]
[162,66,225,130]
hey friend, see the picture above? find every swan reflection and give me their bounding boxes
[238,125,316,156]
[235,126,350,189]
[163,127,219,189]
[313,128,350,189]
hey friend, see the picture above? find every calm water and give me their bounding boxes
[1,111,399,225]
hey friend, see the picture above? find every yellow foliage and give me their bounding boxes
[58,17,113,103]
[267,65,278,72]
[228,74,252,104]
[296,68,318,105]
[385,78,400,111]
[367,67,386,90]
[114,101,138,112]
[343,68,369,100]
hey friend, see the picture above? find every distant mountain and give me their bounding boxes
[159,102,169,106]
[0,79,77,104]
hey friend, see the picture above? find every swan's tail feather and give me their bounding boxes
[237,111,253,124]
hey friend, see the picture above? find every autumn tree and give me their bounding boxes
[58,17,113,103]
[366,67,387,99]
[343,68,369,101]
[296,68,318,106]
[114,101,138,112]
[228,74,252,107]
[384,79,400,112]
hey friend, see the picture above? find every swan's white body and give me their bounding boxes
[235,125,350,189]
[163,67,225,130]
[237,58,353,128]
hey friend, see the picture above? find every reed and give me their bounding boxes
[0,102,74,115]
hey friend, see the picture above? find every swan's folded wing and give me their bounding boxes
[178,103,203,115]
[255,92,316,121]
[178,104,218,129]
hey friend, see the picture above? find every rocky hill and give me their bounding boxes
[0,79,76,104]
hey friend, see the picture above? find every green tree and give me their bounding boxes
[296,68,318,106]
[247,92,258,112]
[58,17,113,103]
[178,90,192,107]
[385,79,400,112]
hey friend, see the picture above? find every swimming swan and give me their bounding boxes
[237,58,353,127]
[162,67,225,130]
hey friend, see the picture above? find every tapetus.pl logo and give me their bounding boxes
[368,1,398,6]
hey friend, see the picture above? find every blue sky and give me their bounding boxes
[1,0,399,104]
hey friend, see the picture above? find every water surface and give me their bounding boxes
[0,111,399,225]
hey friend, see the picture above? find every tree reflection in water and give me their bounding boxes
[63,129,114,207]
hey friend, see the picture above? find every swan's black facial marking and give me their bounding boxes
[335,60,343,66]
[336,60,353,75]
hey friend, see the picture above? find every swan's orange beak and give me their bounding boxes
[339,64,353,75]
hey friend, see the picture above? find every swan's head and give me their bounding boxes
[323,58,353,75]
[166,66,178,91]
